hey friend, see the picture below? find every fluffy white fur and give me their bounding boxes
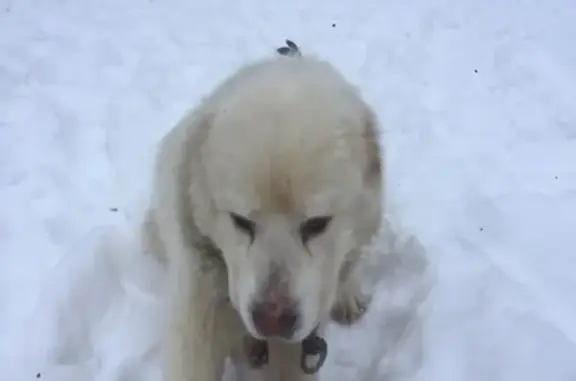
[143,48,384,381]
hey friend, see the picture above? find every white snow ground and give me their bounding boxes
[1,0,576,380]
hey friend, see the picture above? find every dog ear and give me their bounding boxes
[184,110,218,240]
[362,108,383,183]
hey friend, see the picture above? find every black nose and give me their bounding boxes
[251,300,300,339]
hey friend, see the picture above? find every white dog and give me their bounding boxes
[143,41,384,381]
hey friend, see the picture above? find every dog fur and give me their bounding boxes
[143,45,384,381]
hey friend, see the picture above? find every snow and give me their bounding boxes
[1,0,575,380]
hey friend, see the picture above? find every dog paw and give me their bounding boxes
[330,290,370,326]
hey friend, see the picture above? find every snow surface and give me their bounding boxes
[1,0,576,380]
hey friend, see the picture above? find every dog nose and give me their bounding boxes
[251,300,299,339]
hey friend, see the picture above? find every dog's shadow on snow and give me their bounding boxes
[22,219,432,381]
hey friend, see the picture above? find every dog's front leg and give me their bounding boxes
[266,340,319,381]
[330,257,371,326]
[164,255,233,381]
[330,279,371,325]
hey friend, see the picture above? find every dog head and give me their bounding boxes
[189,57,383,342]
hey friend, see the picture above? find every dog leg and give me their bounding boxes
[229,343,269,381]
[164,255,242,381]
[267,340,319,381]
[330,283,370,325]
[330,259,371,326]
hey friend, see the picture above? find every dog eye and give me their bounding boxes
[230,213,256,241]
[300,216,333,244]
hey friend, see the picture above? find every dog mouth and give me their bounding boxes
[247,324,317,343]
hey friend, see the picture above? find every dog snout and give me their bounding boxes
[250,298,300,339]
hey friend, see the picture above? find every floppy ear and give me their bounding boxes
[148,108,214,267]
[184,110,218,239]
[362,107,383,184]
